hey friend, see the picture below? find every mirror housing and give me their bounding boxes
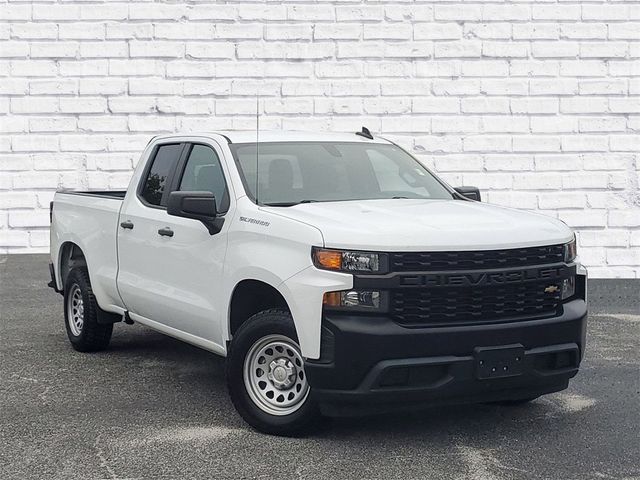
[454,186,481,202]
[167,191,224,235]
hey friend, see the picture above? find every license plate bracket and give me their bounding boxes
[475,344,525,380]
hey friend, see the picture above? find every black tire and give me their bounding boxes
[226,308,320,436]
[63,267,113,352]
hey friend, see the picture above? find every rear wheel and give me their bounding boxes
[63,267,113,352]
[226,309,319,435]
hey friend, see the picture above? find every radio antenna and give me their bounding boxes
[255,94,260,205]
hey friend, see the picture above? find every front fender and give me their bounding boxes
[221,266,292,347]
[280,266,352,359]
[222,266,352,360]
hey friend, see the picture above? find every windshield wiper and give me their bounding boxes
[262,200,318,207]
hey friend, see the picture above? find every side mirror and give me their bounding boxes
[454,186,481,202]
[167,191,224,235]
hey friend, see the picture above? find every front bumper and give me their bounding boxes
[305,298,587,416]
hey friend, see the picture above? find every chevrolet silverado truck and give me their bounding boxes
[49,130,587,435]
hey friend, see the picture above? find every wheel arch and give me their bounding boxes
[228,279,291,341]
[58,241,88,291]
[58,242,122,325]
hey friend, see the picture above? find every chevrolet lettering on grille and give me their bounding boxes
[398,266,567,287]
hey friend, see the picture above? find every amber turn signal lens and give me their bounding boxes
[315,249,342,270]
[323,291,342,306]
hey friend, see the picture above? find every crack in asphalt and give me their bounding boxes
[604,314,640,323]
[139,425,242,444]
[457,445,530,480]
[94,434,120,480]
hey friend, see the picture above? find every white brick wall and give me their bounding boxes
[0,0,639,278]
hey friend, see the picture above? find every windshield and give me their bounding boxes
[230,142,454,206]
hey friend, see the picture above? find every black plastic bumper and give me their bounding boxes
[306,299,587,416]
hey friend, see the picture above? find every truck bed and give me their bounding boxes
[51,189,126,312]
[56,190,127,200]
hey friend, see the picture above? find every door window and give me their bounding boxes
[140,143,183,207]
[179,144,229,213]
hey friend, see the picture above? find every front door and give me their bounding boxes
[117,140,233,347]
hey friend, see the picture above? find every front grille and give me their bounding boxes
[391,281,561,327]
[390,245,565,272]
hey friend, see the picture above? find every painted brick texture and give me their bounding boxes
[0,1,638,278]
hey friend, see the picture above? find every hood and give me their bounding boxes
[262,199,573,251]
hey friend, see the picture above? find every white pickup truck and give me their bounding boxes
[49,130,587,435]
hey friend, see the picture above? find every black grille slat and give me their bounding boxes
[391,281,561,327]
[391,245,564,272]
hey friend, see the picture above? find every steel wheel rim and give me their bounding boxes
[67,284,84,336]
[243,334,310,416]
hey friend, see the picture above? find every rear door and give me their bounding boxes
[117,139,233,346]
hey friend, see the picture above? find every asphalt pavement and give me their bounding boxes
[1,254,638,480]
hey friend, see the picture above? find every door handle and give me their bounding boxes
[120,221,134,230]
[157,227,174,237]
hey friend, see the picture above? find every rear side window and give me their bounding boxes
[140,144,183,207]
[179,145,229,213]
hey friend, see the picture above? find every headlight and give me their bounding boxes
[312,247,387,274]
[561,277,575,300]
[564,235,577,263]
[323,290,388,312]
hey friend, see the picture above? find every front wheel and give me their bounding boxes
[226,309,320,436]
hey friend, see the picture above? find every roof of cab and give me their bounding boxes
[155,130,391,145]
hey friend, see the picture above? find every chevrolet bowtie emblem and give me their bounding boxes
[544,285,560,293]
